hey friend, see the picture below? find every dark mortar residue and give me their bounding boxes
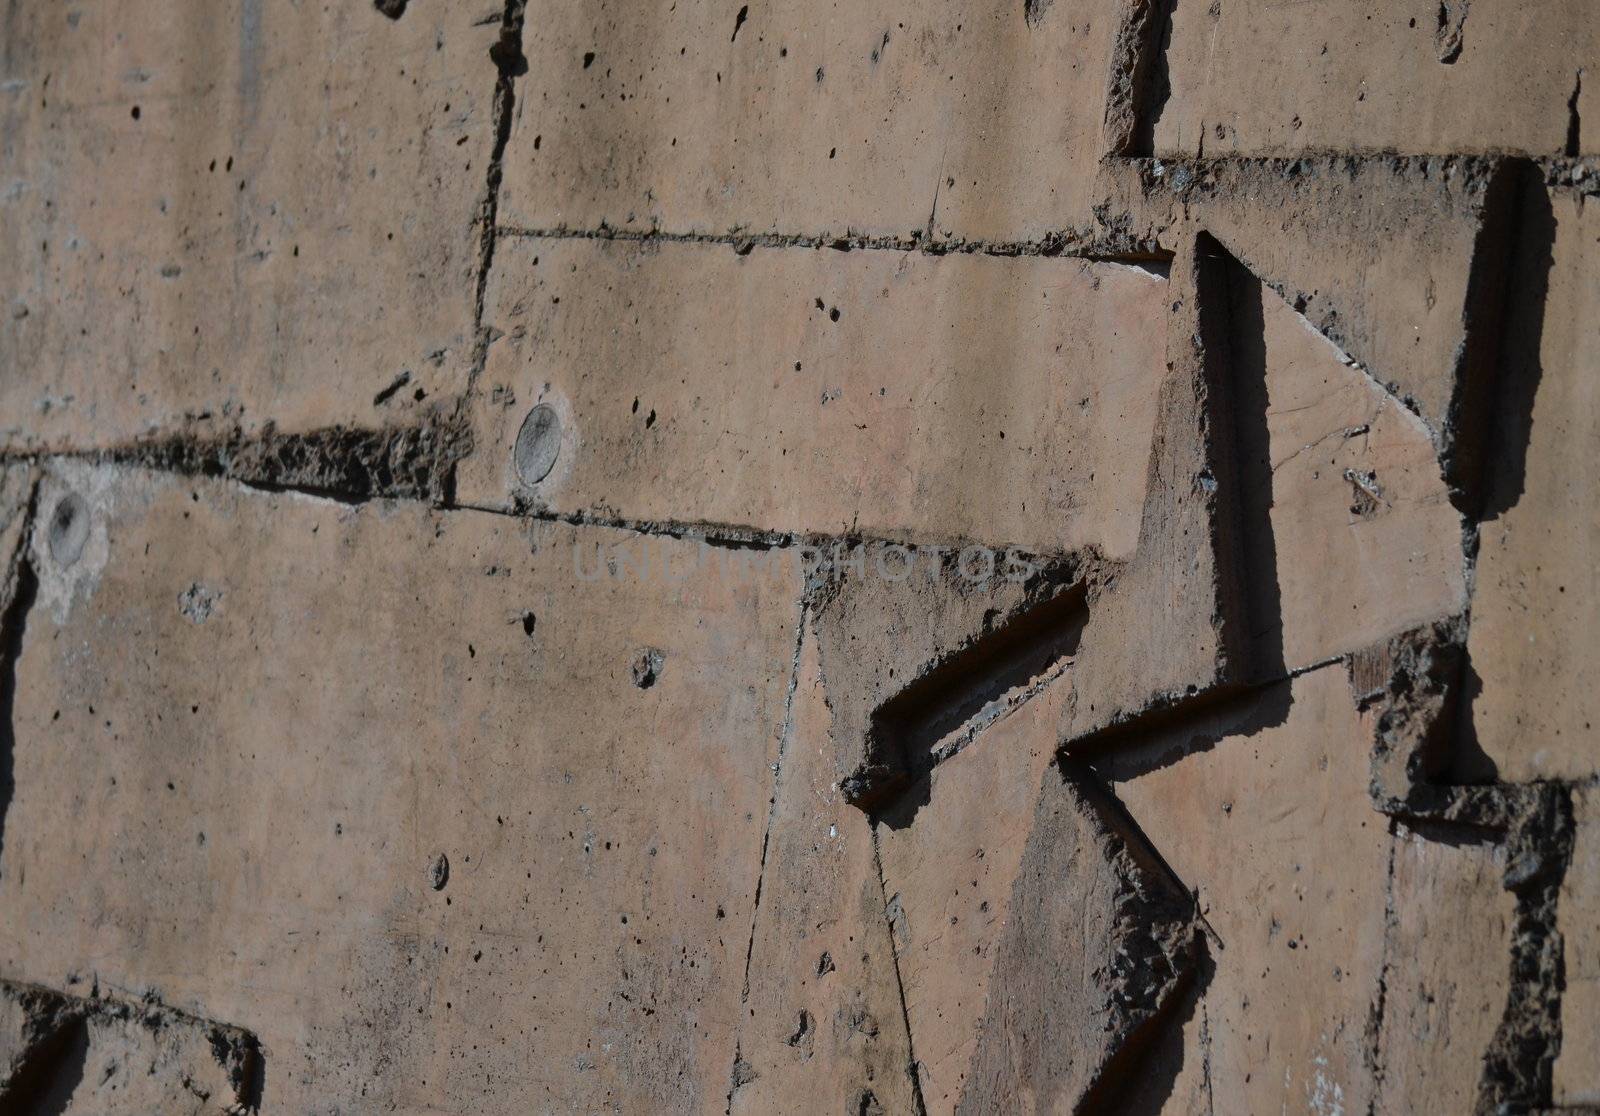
[108,407,471,505]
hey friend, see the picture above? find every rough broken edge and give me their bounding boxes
[1348,619,1576,1111]
[0,978,264,1113]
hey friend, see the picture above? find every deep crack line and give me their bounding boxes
[725,597,808,1115]
[494,222,1164,262]
[469,0,529,396]
[873,825,929,1116]
[0,454,1096,575]
[1364,819,1400,1116]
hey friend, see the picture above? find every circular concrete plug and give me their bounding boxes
[47,492,90,568]
[513,403,562,486]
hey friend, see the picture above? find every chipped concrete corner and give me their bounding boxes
[0,0,1594,1112]
[0,978,262,1115]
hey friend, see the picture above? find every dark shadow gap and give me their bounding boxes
[0,547,38,878]
[1449,165,1556,784]
[868,585,1087,828]
[3,1016,88,1116]
[1195,231,1287,686]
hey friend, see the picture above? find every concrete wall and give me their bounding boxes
[0,1,1595,1112]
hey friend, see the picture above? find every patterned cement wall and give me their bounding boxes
[0,1,1597,1112]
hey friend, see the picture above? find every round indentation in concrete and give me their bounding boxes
[513,403,562,486]
[631,648,664,690]
[47,492,89,568]
[429,852,449,891]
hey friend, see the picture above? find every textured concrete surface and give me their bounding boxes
[0,1,1595,1113]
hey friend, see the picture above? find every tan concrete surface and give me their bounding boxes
[499,0,1125,243]
[0,4,1592,1111]
[729,617,917,1116]
[1375,823,1515,1114]
[1246,262,1466,669]
[1095,667,1391,1116]
[0,463,800,1114]
[1556,785,1600,1107]
[466,236,1169,556]
[1155,0,1596,158]
[0,1,496,452]
[1466,189,1600,782]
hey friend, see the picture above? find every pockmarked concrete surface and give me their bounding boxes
[0,0,1594,1111]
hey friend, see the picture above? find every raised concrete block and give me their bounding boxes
[465,237,1168,556]
[499,0,1125,242]
[1092,667,1391,1115]
[1466,187,1600,781]
[0,2,498,452]
[0,463,801,1113]
[1154,0,1595,158]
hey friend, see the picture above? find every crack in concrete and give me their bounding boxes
[470,0,528,400]
[1566,70,1585,159]
[494,221,1167,262]
[871,824,929,1116]
[1363,820,1400,1116]
[1435,0,1470,64]
[724,599,809,1116]
[1478,784,1574,1112]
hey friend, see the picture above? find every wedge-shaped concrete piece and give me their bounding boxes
[1106,156,1517,489]
[0,464,800,1114]
[0,979,261,1114]
[875,680,1195,1114]
[1060,234,1465,748]
[1232,248,1467,671]
[0,1,497,452]
[730,618,917,1115]
[500,0,1124,242]
[1466,188,1600,781]
[1089,667,1391,1115]
[466,238,1168,555]
[1153,0,1596,157]
[810,541,1093,810]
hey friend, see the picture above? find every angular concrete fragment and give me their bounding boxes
[1059,230,1465,749]
[0,463,801,1113]
[1350,616,1471,812]
[1055,236,1250,744]
[875,681,1195,1114]
[0,979,261,1115]
[464,237,1168,555]
[1374,823,1515,1114]
[1100,156,1516,490]
[729,619,917,1116]
[1153,0,1597,157]
[500,0,1125,242]
[811,544,1093,811]
[0,1,498,452]
[1090,666,1392,1116]
[1556,785,1600,1106]
[953,763,1196,1115]
[1465,189,1600,781]
[1234,249,1466,670]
